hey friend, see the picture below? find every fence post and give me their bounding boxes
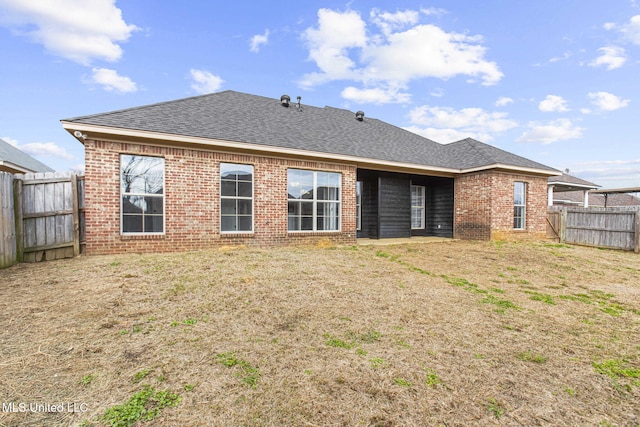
[634,210,640,254]
[559,207,567,244]
[71,174,80,256]
[13,177,24,263]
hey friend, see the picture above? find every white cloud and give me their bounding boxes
[300,9,367,87]
[589,46,626,70]
[620,15,640,45]
[341,86,411,104]
[403,126,472,144]
[587,91,630,111]
[571,159,640,187]
[250,29,269,53]
[420,7,448,17]
[370,8,420,36]
[407,105,517,143]
[2,136,19,147]
[90,68,137,93]
[549,51,573,63]
[539,95,569,112]
[0,0,138,65]
[20,142,74,160]
[495,96,513,107]
[516,119,584,144]
[190,69,224,94]
[299,8,503,103]
[2,137,73,160]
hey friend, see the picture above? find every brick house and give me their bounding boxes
[61,90,559,255]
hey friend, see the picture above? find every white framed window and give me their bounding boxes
[120,154,165,234]
[411,185,425,230]
[514,181,526,229]
[220,163,254,233]
[288,169,341,232]
[356,181,362,231]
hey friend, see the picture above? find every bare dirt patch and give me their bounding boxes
[0,240,638,426]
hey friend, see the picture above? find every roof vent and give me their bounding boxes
[355,111,365,121]
[280,94,290,107]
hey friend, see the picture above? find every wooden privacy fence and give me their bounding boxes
[0,172,17,268]
[0,171,85,268]
[548,206,640,253]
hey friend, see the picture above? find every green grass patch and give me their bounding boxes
[133,369,150,383]
[525,291,556,305]
[487,398,506,419]
[101,385,180,427]
[593,359,640,379]
[424,368,442,387]
[354,330,382,344]
[396,339,411,349]
[394,378,412,387]
[324,334,356,349]
[481,295,520,312]
[544,243,573,249]
[559,294,592,304]
[216,352,261,388]
[599,305,623,317]
[517,350,547,363]
[79,374,97,386]
[442,275,488,294]
[375,250,399,261]
[369,358,386,369]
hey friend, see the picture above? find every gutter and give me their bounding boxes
[61,121,560,178]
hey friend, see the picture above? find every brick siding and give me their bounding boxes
[85,139,549,254]
[84,140,357,255]
[454,171,548,241]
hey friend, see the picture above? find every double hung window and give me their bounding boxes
[120,154,165,234]
[288,169,341,232]
[513,182,526,229]
[220,163,254,233]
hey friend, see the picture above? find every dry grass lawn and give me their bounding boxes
[0,240,639,427]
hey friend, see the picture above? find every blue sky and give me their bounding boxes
[1,0,639,188]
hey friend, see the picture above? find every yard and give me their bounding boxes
[0,240,639,426]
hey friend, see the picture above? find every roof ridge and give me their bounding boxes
[457,138,495,164]
[63,90,237,122]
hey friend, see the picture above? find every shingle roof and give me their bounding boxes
[0,138,54,173]
[63,90,558,174]
[548,172,599,188]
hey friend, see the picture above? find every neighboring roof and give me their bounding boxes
[554,190,640,207]
[62,90,558,176]
[548,173,600,192]
[0,138,54,174]
[590,187,640,194]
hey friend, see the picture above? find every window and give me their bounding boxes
[411,185,425,229]
[514,181,526,229]
[121,154,164,234]
[220,163,253,232]
[356,181,363,231]
[288,169,341,231]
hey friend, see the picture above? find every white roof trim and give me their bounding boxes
[548,181,600,189]
[0,160,33,174]
[62,121,559,177]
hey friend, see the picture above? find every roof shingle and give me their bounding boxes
[63,90,558,174]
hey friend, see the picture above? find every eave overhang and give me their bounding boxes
[62,121,560,178]
[0,160,34,174]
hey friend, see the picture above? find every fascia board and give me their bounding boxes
[61,122,559,177]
